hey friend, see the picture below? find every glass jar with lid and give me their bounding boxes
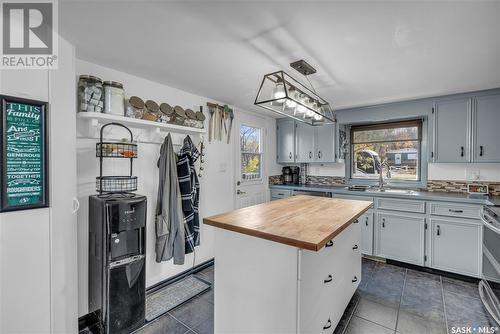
[103,81,125,116]
[125,96,145,119]
[142,100,160,122]
[78,75,104,112]
[159,103,174,123]
[194,110,206,128]
[184,109,197,127]
[170,105,186,125]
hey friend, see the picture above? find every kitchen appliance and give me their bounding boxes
[282,166,292,184]
[90,122,147,333]
[479,206,500,325]
[282,166,300,184]
[89,195,147,334]
[290,166,300,184]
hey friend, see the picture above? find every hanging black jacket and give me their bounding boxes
[177,135,200,254]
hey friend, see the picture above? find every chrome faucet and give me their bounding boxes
[378,160,391,190]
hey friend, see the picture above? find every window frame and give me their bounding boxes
[239,124,264,184]
[346,118,428,189]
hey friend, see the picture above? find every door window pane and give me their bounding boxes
[240,125,262,181]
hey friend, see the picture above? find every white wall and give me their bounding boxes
[76,59,280,316]
[0,37,78,334]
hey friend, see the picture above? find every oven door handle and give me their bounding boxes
[479,280,500,326]
[481,209,500,235]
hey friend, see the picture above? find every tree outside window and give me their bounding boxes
[240,125,262,181]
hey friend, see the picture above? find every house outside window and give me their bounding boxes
[350,120,423,184]
[240,125,262,182]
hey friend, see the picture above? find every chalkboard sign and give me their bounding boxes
[0,95,49,212]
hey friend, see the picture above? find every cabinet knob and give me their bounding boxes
[324,274,333,283]
[323,318,332,330]
[352,276,358,283]
[325,240,334,248]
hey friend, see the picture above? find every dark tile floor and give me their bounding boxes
[86,259,499,334]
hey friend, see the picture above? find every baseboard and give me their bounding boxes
[78,258,215,332]
[386,259,480,284]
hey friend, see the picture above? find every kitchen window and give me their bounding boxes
[240,125,262,182]
[350,120,422,182]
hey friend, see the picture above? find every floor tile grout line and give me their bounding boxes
[353,315,397,332]
[393,268,407,334]
[440,275,450,334]
[167,312,196,333]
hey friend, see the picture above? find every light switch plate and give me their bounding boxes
[466,169,480,181]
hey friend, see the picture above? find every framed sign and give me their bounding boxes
[0,95,49,212]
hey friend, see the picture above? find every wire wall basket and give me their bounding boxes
[96,122,137,196]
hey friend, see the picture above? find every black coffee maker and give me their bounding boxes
[282,166,300,184]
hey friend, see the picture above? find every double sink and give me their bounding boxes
[346,186,417,195]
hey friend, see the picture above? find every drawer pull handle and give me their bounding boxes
[449,209,463,213]
[353,219,359,224]
[325,240,334,248]
[382,218,386,228]
[289,152,292,159]
[323,319,332,330]
[365,217,369,226]
[324,275,333,283]
[277,193,284,196]
[460,146,464,157]
[353,245,358,250]
[352,276,358,283]
[480,145,484,157]
[437,225,441,236]
[318,151,322,159]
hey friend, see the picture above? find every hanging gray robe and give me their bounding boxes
[155,134,185,265]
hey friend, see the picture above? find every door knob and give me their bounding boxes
[237,189,246,195]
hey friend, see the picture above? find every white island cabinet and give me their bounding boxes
[204,195,372,334]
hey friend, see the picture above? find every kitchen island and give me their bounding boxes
[203,195,372,334]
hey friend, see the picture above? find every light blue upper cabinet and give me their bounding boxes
[433,98,471,162]
[315,124,336,163]
[473,93,500,162]
[296,122,315,162]
[276,118,296,163]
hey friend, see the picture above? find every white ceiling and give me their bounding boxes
[59,1,500,115]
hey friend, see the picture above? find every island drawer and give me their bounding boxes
[376,198,426,214]
[270,189,292,200]
[429,202,482,220]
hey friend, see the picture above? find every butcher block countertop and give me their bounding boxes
[203,195,372,251]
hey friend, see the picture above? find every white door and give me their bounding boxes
[235,114,268,209]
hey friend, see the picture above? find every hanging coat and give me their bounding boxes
[177,135,200,254]
[155,133,185,265]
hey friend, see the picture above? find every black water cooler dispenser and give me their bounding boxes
[88,123,147,333]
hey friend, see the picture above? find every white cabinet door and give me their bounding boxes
[473,94,500,162]
[315,124,336,163]
[296,122,315,162]
[374,212,425,266]
[429,218,482,277]
[360,211,374,255]
[276,118,295,163]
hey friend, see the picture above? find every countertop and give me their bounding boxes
[203,195,372,251]
[269,183,500,206]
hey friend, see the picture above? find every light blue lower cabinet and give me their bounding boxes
[360,210,374,256]
[374,212,425,266]
[429,218,482,277]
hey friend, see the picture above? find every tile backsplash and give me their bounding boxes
[268,175,500,196]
